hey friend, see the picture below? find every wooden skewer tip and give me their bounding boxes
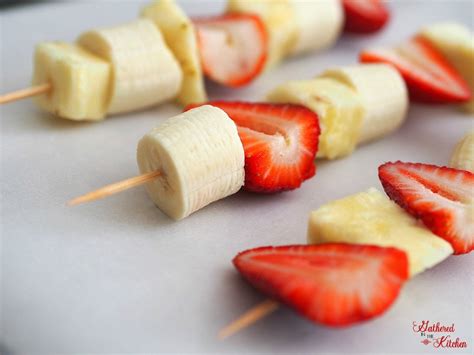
[0,83,52,105]
[67,170,162,206]
[218,299,279,340]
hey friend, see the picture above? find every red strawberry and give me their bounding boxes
[233,244,408,327]
[193,14,268,87]
[186,102,320,193]
[379,161,474,254]
[360,36,472,104]
[343,0,390,33]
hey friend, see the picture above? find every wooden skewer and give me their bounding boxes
[0,83,52,104]
[218,299,280,340]
[68,170,162,206]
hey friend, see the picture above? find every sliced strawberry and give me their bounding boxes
[379,161,474,254]
[193,14,268,87]
[186,102,320,193]
[233,244,408,327]
[343,0,390,33]
[360,36,472,104]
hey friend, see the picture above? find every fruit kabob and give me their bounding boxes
[0,0,392,120]
[219,161,473,338]
[68,63,409,219]
[68,33,473,218]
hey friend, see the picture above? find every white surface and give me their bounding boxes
[1,1,473,354]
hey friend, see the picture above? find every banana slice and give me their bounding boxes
[450,131,474,172]
[288,0,343,56]
[267,77,364,159]
[78,19,182,115]
[142,0,207,106]
[32,42,111,121]
[419,23,474,113]
[227,0,296,68]
[137,105,245,220]
[307,188,454,277]
[321,64,409,144]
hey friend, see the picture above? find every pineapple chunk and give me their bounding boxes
[307,188,453,277]
[419,23,474,113]
[267,77,364,159]
[141,0,206,106]
[227,0,296,68]
[32,42,111,121]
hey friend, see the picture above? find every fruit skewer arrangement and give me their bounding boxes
[3,0,471,342]
[220,162,473,338]
[68,41,472,217]
[0,0,351,120]
[69,63,410,218]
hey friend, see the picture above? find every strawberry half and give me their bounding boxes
[233,244,408,327]
[343,0,390,33]
[379,161,474,254]
[186,102,320,193]
[193,14,268,87]
[360,36,472,104]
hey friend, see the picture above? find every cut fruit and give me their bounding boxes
[288,0,343,56]
[267,77,364,159]
[342,0,390,34]
[137,105,244,220]
[186,101,320,193]
[419,23,474,113]
[78,19,182,114]
[141,0,207,106]
[360,37,472,104]
[308,188,454,277]
[320,64,408,144]
[450,131,474,173]
[234,243,408,326]
[194,14,268,87]
[32,42,111,121]
[379,162,474,255]
[227,0,296,68]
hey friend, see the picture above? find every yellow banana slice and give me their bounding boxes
[78,19,182,114]
[137,105,245,220]
[142,0,207,106]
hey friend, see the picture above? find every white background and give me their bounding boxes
[1,0,473,353]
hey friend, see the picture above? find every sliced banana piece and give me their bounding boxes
[78,19,182,115]
[142,0,207,106]
[267,77,364,159]
[321,64,409,144]
[307,188,454,277]
[227,0,296,68]
[419,23,474,113]
[288,0,343,56]
[32,42,111,121]
[450,131,474,172]
[137,105,245,220]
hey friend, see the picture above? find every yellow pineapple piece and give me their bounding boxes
[307,188,453,277]
[267,77,365,159]
[32,42,111,121]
